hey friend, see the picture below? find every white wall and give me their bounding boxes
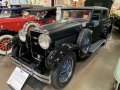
[10,0,29,5]
[30,0,51,6]
[1,0,51,7]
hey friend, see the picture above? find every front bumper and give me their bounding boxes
[11,57,51,84]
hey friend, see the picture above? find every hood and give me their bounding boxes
[41,19,88,32]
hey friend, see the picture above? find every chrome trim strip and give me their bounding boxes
[11,57,51,84]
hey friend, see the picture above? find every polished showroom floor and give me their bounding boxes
[0,29,120,90]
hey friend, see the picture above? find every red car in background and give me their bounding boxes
[0,7,56,55]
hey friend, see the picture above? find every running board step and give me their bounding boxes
[114,26,119,30]
[89,39,106,53]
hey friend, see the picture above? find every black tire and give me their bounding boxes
[101,26,111,39]
[113,80,120,90]
[118,84,120,90]
[11,45,20,58]
[77,29,92,59]
[108,24,112,34]
[51,52,76,89]
[101,38,108,46]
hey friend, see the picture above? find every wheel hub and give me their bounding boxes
[81,35,90,53]
[0,38,11,51]
[59,57,73,82]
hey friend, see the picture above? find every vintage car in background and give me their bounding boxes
[0,7,31,18]
[0,6,31,55]
[0,7,56,55]
[9,6,111,89]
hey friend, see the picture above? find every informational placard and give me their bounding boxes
[7,67,29,90]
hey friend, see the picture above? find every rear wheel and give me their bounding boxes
[51,52,76,89]
[0,34,13,55]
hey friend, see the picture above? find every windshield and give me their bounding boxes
[22,10,48,18]
[62,10,91,20]
[0,10,11,18]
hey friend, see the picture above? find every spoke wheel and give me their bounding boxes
[81,35,90,54]
[0,35,13,55]
[0,38,11,51]
[59,57,73,82]
[51,52,76,89]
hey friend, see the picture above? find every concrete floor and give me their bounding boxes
[0,29,120,90]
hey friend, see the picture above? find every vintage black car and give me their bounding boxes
[9,6,111,89]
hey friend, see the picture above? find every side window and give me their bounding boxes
[92,10,101,21]
[102,10,108,19]
[103,10,108,17]
[91,14,100,21]
[62,10,90,20]
[91,10,101,27]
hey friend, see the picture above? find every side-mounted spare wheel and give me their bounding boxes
[77,28,92,59]
[51,52,76,89]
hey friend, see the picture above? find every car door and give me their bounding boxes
[101,10,111,33]
[89,10,102,43]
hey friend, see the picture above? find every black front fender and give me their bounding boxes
[7,35,19,48]
[46,43,76,69]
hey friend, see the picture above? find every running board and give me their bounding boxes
[89,39,106,53]
[114,26,119,30]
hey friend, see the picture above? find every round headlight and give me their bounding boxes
[38,34,51,49]
[18,29,27,42]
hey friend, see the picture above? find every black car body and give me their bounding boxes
[9,6,111,89]
[113,16,120,31]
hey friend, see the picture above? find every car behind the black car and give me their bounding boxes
[9,6,111,89]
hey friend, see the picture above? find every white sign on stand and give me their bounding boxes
[7,67,29,90]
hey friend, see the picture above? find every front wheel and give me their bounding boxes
[51,52,76,89]
[0,34,13,55]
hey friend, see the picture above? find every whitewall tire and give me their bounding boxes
[0,34,13,55]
